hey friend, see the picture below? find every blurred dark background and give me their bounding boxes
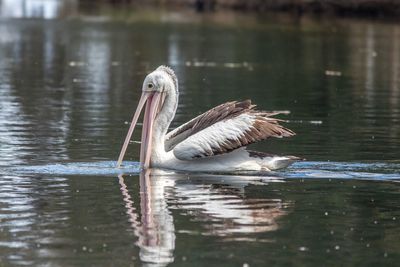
[2,0,400,18]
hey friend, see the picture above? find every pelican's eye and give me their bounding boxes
[148,83,154,89]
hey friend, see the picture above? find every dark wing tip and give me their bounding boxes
[281,127,296,137]
[239,99,252,106]
[254,118,296,139]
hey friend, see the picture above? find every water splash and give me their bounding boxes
[13,161,140,176]
[282,161,400,181]
[7,161,400,181]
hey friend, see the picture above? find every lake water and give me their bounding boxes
[0,4,400,266]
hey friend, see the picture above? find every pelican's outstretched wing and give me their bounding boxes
[164,100,295,161]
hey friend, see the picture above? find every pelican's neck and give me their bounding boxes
[151,89,178,163]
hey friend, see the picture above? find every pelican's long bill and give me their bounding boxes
[116,91,163,169]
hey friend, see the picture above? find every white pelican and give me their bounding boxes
[117,66,301,173]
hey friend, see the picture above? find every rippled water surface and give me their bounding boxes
[1,3,400,266]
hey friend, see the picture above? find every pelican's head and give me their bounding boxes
[116,66,177,169]
[142,65,178,94]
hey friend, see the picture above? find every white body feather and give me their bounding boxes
[173,114,255,160]
[152,148,298,173]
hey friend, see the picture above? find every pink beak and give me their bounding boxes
[116,91,162,169]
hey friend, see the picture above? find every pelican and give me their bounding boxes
[117,65,301,173]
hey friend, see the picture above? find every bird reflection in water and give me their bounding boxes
[118,171,175,266]
[118,170,291,265]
